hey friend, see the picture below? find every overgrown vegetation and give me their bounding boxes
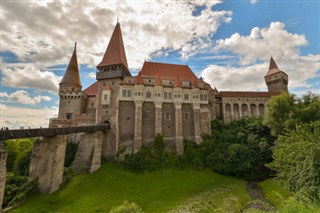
[3,138,37,209]
[120,117,275,180]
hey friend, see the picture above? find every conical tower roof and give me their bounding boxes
[60,43,81,87]
[97,23,129,70]
[265,57,283,76]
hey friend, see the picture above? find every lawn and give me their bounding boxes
[11,163,251,213]
[258,178,291,209]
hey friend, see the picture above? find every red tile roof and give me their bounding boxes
[83,81,98,96]
[140,61,198,83]
[220,91,282,98]
[156,71,162,86]
[60,43,81,87]
[97,23,129,70]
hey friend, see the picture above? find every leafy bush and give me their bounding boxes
[64,142,79,167]
[14,149,32,176]
[267,121,320,204]
[3,173,38,208]
[109,200,143,213]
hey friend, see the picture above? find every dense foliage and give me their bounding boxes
[264,92,320,136]
[267,121,320,204]
[120,117,275,180]
[64,142,79,167]
[109,200,143,213]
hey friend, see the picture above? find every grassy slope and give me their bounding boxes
[11,164,251,213]
[258,178,291,209]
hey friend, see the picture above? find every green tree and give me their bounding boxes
[267,121,320,204]
[263,92,295,136]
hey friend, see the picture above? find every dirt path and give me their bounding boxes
[241,181,276,212]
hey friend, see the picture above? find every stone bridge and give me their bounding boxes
[0,125,110,210]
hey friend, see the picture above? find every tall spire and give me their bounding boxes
[269,57,278,70]
[97,23,129,70]
[265,57,281,76]
[60,43,81,88]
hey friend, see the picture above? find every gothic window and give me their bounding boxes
[184,94,189,100]
[165,112,171,121]
[127,90,131,97]
[104,94,108,100]
[122,90,127,97]
[168,93,172,99]
[146,91,152,99]
[204,94,208,101]
[200,94,204,101]
[164,92,167,99]
[184,112,189,120]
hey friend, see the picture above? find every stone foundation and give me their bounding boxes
[29,136,68,194]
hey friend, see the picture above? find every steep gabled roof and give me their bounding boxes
[97,23,129,70]
[60,43,81,87]
[83,81,98,96]
[140,61,197,82]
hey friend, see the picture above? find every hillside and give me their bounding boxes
[10,163,251,212]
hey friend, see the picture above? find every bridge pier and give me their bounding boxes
[72,131,104,174]
[29,135,68,194]
[0,143,7,211]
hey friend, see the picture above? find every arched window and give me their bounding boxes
[146,91,151,99]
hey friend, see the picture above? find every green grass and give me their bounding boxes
[11,163,251,213]
[258,178,291,209]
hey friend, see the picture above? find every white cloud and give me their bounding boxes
[250,0,258,5]
[1,63,62,93]
[1,0,232,69]
[0,105,58,129]
[0,90,51,105]
[85,72,96,79]
[201,22,320,92]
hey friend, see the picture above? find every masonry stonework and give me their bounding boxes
[29,136,68,194]
[52,23,288,157]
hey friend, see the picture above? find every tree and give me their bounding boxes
[263,92,295,136]
[267,121,320,204]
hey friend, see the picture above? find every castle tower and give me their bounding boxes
[264,57,288,92]
[58,43,84,120]
[95,22,131,157]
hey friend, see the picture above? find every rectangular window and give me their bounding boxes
[128,90,131,97]
[184,112,189,121]
[104,94,108,100]
[200,94,203,101]
[164,92,167,99]
[184,94,189,100]
[204,94,208,101]
[122,90,127,97]
[165,112,171,121]
[168,93,172,99]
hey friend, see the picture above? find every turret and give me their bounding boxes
[58,43,85,120]
[96,22,131,80]
[264,57,288,93]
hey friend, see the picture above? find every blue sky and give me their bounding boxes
[0,0,319,129]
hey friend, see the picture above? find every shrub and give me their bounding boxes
[3,173,38,208]
[64,142,79,167]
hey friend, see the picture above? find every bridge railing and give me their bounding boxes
[0,124,110,141]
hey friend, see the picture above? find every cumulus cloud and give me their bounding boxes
[201,22,320,91]
[1,62,62,93]
[0,90,51,105]
[250,0,258,4]
[0,106,58,129]
[1,0,232,69]
[85,72,96,79]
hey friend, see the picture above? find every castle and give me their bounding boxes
[51,23,288,157]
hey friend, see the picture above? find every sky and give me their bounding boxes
[0,0,319,129]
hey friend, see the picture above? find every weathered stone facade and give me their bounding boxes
[29,136,68,194]
[52,23,289,158]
